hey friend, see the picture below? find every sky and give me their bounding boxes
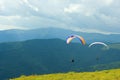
[0,0,120,34]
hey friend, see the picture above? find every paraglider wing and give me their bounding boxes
[76,35,86,45]
[89,42,109,49]
[66,35,86,45]
[66,35,76,44]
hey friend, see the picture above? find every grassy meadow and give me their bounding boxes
[10,69,120,80]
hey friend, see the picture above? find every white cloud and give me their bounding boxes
[0,1,5,11]
[99,14,120,27]
[64,3,95,16]
[103,0,113,6]
[0,0,120,34]
[22,0,39,12]
[0,15,22,24]
[0,24,28,30]
[81,0,113,7]
[2,15,21,20]
[64,4,80,13]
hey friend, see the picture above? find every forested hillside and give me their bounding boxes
[0,39,120,80]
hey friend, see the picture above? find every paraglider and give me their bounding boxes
[89,42,109,49]
[66,35,86,45]
[66,35,86,63]
[71,59,75,63]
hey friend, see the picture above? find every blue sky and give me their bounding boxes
[0,0,120,34]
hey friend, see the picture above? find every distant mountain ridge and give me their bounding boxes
[0,28,120,43]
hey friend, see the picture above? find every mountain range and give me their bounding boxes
[0,28,120,43]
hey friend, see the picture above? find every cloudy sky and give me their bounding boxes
[0,0,120,34]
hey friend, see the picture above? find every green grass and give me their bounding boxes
[10,69,120,80]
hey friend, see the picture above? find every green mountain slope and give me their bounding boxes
[109,43,120,50]
[0,39,120,80]
[10,69,120,80]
